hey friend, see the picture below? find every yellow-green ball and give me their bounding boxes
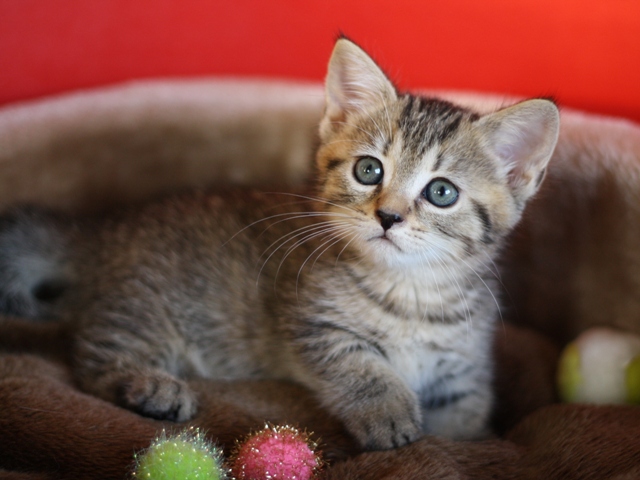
[134,429,226,480]
[626,355,640,404]
[557,329,640,405]
[557,343,582,403]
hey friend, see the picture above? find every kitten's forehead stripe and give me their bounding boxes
[433,153,445,173]
[382,137,393,156]
[398,95,468,159]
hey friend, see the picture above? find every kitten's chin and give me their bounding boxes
[366,234,401,251]
[361,234,454,270]
[363,235,420,268]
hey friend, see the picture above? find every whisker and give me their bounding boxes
[296,226,354,298]
[223,207,352,248]
[418,250,445,323]
[334,229,363,265]
[256,221,349,286]
[313,224,360,270]
[259,220,346,261]
[282,222,350,263]
[431,253,474,336]
[256,212,351,239]
[456,256,504,332]
[222,211,325,248]
[437,252,472,323]
[262,192,361,216]
[477,252,514,324]
[268,221,351,288]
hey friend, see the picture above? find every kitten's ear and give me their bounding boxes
[321,39,397,137]
[477,99,560,204]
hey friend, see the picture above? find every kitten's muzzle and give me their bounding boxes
[376,209,403,231]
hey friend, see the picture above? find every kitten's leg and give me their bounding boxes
[77,363,198,422]
[421,363,493,440]
[73,313,198,422]
[294,330,422,450]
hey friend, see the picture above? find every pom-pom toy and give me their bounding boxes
[230,424,322,480]
[133,427,228,480]
[557,327,640,404]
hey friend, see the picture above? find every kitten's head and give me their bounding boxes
[314,38,560,268]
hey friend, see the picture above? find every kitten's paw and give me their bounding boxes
[343,392,423,450]
[117,372,197,422]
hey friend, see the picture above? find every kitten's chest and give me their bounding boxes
[382,322,475,393]
[309,265,494,392]
[333,261,490,324]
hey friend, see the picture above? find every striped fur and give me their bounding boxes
[0,39,559,450]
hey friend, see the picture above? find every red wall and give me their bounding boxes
[1,0,639,122]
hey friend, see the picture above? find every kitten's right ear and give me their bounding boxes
[321,39,397,137]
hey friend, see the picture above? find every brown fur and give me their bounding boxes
[0,81,319,214]
[0,352,356,479]
[501,117,640,342]
[2,324,638,479]
[507,404,640,479]
[0,323,570,479]
[0,471,55,480]
[323,437,522,479]
[491,324,560,435]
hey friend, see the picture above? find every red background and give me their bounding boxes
[1,0,639,122]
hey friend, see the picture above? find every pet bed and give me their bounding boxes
[1,79,639,479]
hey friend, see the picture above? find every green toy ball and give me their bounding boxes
[133,427,227,480]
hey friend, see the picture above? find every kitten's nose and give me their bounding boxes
[376,209,403,231]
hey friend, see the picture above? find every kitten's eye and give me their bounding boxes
[354,156,384,185]
[424,178,459,207]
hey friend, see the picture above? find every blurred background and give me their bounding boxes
[1,0,639,122]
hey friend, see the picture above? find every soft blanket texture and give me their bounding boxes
[1,80,640,479]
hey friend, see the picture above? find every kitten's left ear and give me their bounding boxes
[321,39,397,139]
[477,99,560,204]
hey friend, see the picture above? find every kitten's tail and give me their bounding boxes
[0,208,73,319]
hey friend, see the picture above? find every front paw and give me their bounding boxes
[117,372,197,422]
[342,391,423,450]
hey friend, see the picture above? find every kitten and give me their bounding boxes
[0,39,559,450]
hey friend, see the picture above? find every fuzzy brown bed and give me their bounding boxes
[1,80,640,479]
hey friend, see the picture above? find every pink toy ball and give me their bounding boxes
[230,424,322,480]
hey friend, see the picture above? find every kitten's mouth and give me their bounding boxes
[369,234,402,251]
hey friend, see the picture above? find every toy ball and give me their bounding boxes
[133,427,227,480]
[557,327,640,405]
[231,424,322,480]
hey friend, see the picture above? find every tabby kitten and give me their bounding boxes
[0,39,559,450]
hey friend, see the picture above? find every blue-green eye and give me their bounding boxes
[424,178,459,207]
[354,157,384,185]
